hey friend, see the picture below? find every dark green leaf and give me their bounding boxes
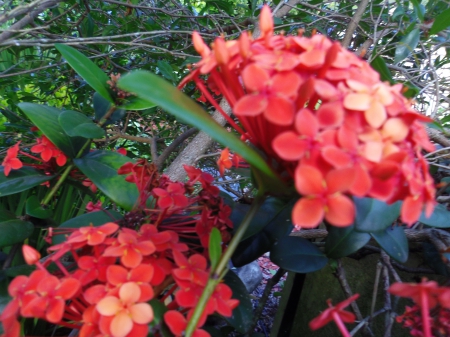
[353,197,402,232]
[157,60,178,83]
[394,28,420,64]
[93,92,126,124]
[0,210,16,222]
[18,103,85,158]
[55,44,113,102]
[325,225,371,258]
[270,236,328,273]
[423,242,450,276]
[209,227,222,270]
[410,0,425,21]
[0,167,54,197]
[117,71,280,188]
[419,203,450,228]
[74,150,138,210]
[149,299,172,337]
[392,6,405,21]
[52,210,123,245]
[0,220,34,248]
[430,8,450,35]
[371,57,394,84]
[371,226,408,263]
[26,195,53,219]
[223,271,253,333]
[59,110,105,139]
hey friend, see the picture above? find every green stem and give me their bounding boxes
[41,163,74,206]
[185,193,266,336]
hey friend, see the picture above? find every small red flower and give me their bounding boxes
[2,142,23,176]
[217,148,232,176]
[67,222,119,246]
[31,135,67,166]
[86,200,103,212]
[164,310,210,337]
[153,183,188,209]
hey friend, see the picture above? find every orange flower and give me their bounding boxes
[67,222,119,246]
[1,142,23,176]
[164,310,210,337]
[293,165,355,228]
[217,148,232,176]
[96,282,153,337]
[31,135,67,166]
[153,183,188,209]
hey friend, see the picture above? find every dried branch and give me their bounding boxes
[342,0,370,49]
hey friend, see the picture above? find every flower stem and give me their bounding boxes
[332,312,351,337]
[184,192,266,336]
[420,288,432,337]
[41,163,74,206]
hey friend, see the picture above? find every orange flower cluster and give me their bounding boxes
[0,221,238,337]
[182,5,436,228]
[31,135,67,166]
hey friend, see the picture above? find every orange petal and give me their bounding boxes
[295,108,318,138]
[317,102,344,128]
[45,298,65,323]
[295,165,325,195]
[272,71,302,97]
[314,79,339,101]
[349,164,372,197]
[343,93,372,111]
[130,303,154,324]
[242,64,269,92]
[264,96,295,126]
[321,146,352,168]
[292,198,325,228]
[119,282,141,304]
[110,312,133,337]
[272,132,308,161]
[106,265,128,285]
[325,194,355,227]
[362,141,383,163]
[326,168,355,194]
[382,117,409,142]
[259,5,274,36]
[364,101,386,128]
[299,49,325,68]
[401,195,423,226]
[96,296,121,316]
[234,94,267,116]
[121,248,142,268]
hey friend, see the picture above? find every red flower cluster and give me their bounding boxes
[396,305,450,337]
[31,135,67,166]
[1,219,238,337]
[181,5,436,228]
[1,142,23,176]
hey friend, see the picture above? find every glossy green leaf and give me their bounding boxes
[117,71,280,187]
[55,44,113,102]
[270,236,328,273]
[117,97,157,111]
[209,227,222,271]
[149,299,172,337]
[52,210,123,245]
[0,220,34,248]
[223,271,253,333]
[157,60,178,83]
[325,225,371,258]
[93,92,126,124]
[26,195,53,219]
[410,0,425,21]
[430,8,450,35]
[74,150,138,210]
[371,226,408,263]
[59,110,105,139]
[353,197,402,232]
[392,6,405,21]
[419,203,450,228]
[18,103,85,158]
[0,167,54,197]
[394,28,420,64]
[0,210,16,222]
[371,57,394,84]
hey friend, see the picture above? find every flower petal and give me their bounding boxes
[234,94,267,116]
[130,303,154,324]
[292,198,325,228]
[325,194,355,227]
[295,165,325,195]
[110,312,133,337]
[96,296,121,316]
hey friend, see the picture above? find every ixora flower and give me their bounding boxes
[181,5,436,228]
[1,142,23,176]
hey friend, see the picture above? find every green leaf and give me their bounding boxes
[55,44,113,102]
[149,299,172,337]
[429,8,450,35]
[52,210,123,245]
[0,167,55,197]
[18,103,85,158]
[392,6,405,20]
[419,203,450,228]
[371,226,408,263]
[117,71,281,190]
[325,225,371,258]
[157,60,178,83]
[26,195,53,219]
[223,271,253,333]
[93,92,126,124]
[0,220,34,248]
[371,57,394,84]
[209,228,222,270]
[270,236,328,273]
[117,97,157,111]
[410,0,425,21]
[353,197,402,232]
[394,28,420,64]
[59,110,105,139]
[0,210,16,222]
[74,150,139,210]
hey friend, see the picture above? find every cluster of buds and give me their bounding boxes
[181,5,436,229]
[0,221,238,337]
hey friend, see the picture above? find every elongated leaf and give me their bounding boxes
[118,97,157,111]
[0,167,54,197]
[26,195,53,219]
[325,225,371,258]
[410,0,425,21]
[117,71,279,185]
[209,228,222,271]
[74,150,138,210]
[394,28,420,64]
[157,60,178,83]
[223,271,253,333]
[371,226,408,263]
[371,57,394,84]
[52,210,123,245]
[55,44,113,102]
[93,92,126,124]
[149,299,172,337]
[59,110,105,139]
[419,203,450,228]
[0,220,34,248]
[18,103,85,158]
[271,236,328,273]
[354,197,402,232]
[430,8,450,35]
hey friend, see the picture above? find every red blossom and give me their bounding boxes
[31,135,67,166]
[1,142,23,176]
[164,310,210,337]
[217,148,232,176]
[153,183,188,209]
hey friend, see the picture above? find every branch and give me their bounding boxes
[155,127,197,171]
[342,0,370,49]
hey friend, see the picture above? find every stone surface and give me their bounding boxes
[233,260,263,293]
